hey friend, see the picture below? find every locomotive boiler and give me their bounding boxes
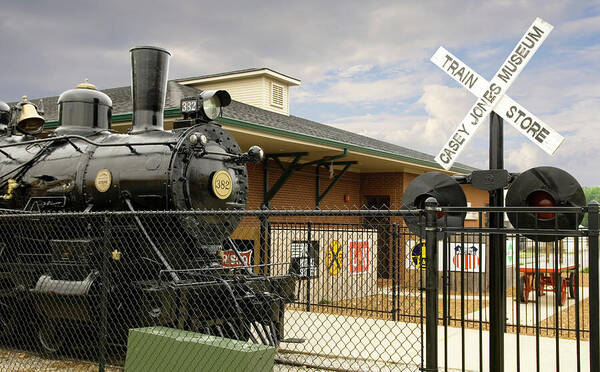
[0,46,296,354]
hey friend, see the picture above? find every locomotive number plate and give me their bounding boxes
[95,169,112,193]
[211,170,233,199]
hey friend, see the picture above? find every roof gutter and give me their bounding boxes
[217,116,473,174]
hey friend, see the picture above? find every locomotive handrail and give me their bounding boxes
[0,134,177,149]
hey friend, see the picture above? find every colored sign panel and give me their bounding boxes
[221,249,252,268]
[410,241,427,271]
[291,241,319,278]
[450,243,486,273]
[433,17,554,170]
[349,241,369,274]
[326,240,343,276]
[406,240,486,272]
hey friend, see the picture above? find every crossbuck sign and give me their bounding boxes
[432,18,564,170]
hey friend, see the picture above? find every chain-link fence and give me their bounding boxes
[0,209,426,371]
[0,207,596,371]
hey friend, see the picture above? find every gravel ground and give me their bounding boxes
[0,349,122,372]
[288,294,486,325]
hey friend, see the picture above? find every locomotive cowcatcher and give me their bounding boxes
[0,46,297,355]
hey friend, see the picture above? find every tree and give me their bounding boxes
[582,186,600,227]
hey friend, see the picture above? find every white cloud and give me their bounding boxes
[506,142,544,171]
[296,74,427,105]
[558,15,600,37]
[326,84,474,154]
[337,64,374,78]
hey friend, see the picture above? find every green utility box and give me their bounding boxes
[124,327,275,372]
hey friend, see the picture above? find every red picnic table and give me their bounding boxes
[518,264,578,306]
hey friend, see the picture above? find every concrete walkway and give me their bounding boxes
[279,309,591,371]
[467,286,590,326]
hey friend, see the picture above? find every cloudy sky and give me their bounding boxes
[1,1,598,185]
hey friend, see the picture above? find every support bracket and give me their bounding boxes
[262,149,357,209]
[316,161,357,209]
[262,152,307,209]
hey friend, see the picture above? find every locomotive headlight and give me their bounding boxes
[202,95,221,120]
[180,90,232,123]
[199,90,231,121]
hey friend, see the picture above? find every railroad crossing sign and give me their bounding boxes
[410,241,427,270]
[432,18,563,170]
[326,240,343,275]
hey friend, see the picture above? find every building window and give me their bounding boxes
[271,82,284,108]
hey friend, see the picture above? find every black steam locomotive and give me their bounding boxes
[0,46,296,354]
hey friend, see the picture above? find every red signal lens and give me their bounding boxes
[416,194,445,219]
[527,190,556,220]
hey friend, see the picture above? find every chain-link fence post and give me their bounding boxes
[392,223,397,321]
[425,197,439,371]
[588,202,599,372]
[307,221,312,312]
[259,215,266,276]
[259,215,271,276]
[99,215,110,372]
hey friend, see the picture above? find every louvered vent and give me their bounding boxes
[271,82,284,108]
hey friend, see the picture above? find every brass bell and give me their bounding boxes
[17,96,44,133]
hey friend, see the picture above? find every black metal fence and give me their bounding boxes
[0,206,596,371]
[431,203,599,372]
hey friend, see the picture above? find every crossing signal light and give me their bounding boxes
[505,166,585,241]
[402,172,467,239]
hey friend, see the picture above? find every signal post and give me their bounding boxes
[424,17,578,372]
[488,111,506,371]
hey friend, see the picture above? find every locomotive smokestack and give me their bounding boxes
[129,46,171,132]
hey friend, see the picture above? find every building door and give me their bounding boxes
[364,196,391,280]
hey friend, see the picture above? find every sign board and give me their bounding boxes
[410,241,427,271]
[406,240,486,272]
[221,249,252,268]
[432,18,559,170]
[291,241,319,278]
[349,241,369,274]
[326,240,343,275]
[450,243,486,273]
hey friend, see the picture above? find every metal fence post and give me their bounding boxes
[588,202,599,372]
[259,215,267,276]
[307,221,312,312]
[425,197,439,371]
[99,216,110,372]
[392,223,397,321]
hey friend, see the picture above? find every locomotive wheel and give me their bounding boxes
[519,276,529,303]
[568,271,578,299]
[38,320,65,354]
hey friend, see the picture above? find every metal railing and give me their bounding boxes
[431,203,599,372]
